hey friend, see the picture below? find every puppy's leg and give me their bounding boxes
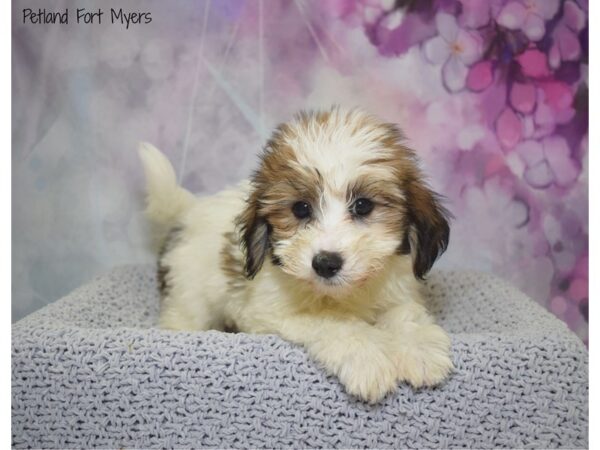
[159,295,217,331]
[377,302,453,388]
[276,316,398,403]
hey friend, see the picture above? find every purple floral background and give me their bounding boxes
[12,0,588,342]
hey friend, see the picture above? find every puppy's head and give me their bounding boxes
[237,107,450,296]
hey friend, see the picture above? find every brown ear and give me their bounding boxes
[235,189,271,279]
[401,180,451,279]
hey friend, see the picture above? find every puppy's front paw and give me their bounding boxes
[395,324,453,388]
[336,345,398,403]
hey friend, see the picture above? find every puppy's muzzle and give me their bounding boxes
[312,251,343,279]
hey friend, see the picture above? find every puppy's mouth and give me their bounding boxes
[309,272,358,296]
[275,254,369,295]
[315,276,344,287]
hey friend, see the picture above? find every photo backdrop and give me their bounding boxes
[12,0,588,342]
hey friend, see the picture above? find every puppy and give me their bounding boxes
[140,106,453,403]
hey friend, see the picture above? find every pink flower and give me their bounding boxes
[515,136,580,188]
[497,0,560,41]
[548,0,587,69]
[423,13,483,92]
[516,48,551,78]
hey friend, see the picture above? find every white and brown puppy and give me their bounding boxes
[140,106,453,403]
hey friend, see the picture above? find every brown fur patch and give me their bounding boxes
[355,119,450,278]
[157,226,182,298]
[236,121,325,276]
[219,231,246,291]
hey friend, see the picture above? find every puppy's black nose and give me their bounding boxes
[312,251,343,279]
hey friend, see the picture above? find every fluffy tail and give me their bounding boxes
[138,142,195,248]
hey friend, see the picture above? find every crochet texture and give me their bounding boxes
[12,265,588,448]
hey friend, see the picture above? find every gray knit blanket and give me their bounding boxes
[12,265,588,449]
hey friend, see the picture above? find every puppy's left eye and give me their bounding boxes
[351,198,374,216]
[292,201,312,219]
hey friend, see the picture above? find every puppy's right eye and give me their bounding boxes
[292,201,311,219]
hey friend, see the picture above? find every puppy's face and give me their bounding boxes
[237,108,449,297]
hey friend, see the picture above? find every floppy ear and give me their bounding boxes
[235,189,271,279]
[401,180,451,279]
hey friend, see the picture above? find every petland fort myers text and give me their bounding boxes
[22,8,152,29]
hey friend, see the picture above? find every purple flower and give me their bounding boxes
[513,136,580,189]
[497,0,560,41]
[548,0,587,69]
[423,13,483,92]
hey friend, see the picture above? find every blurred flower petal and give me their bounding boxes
[496,107,522,149]
[556,107,576,124]
[568,278,588,301]
[539,81,574,112]
[564,0,586,31]
[442,56,468,92]
[516,139,544,167]
[549,43,561,69]
[363,6,382,24]
[522,13,545,41]
[379,0,396,11]
[510,82,537,113]
[517,48,551,77]
[457,125,486,150]
[436,13,459,42]
[508,198,529,227]
[558,28,582,61]
[534,0,560,20]
[497,2,527,30]
[323,0,358,18]
[459,0,491,28]
[573,254,588,278]
[542,213,562,243]
[534,90,555,128]
[466,60,493,91]
[552,158,579,186]
[525,161,553,188]
[506,152,526,177]
[550,295,568,315]
[456,30,483,65]
[423,35,450,64]
[543,136,579,186]
[522,114,535,138]
[381,9,404,29]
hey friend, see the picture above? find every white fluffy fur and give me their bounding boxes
[139,110,453,403]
